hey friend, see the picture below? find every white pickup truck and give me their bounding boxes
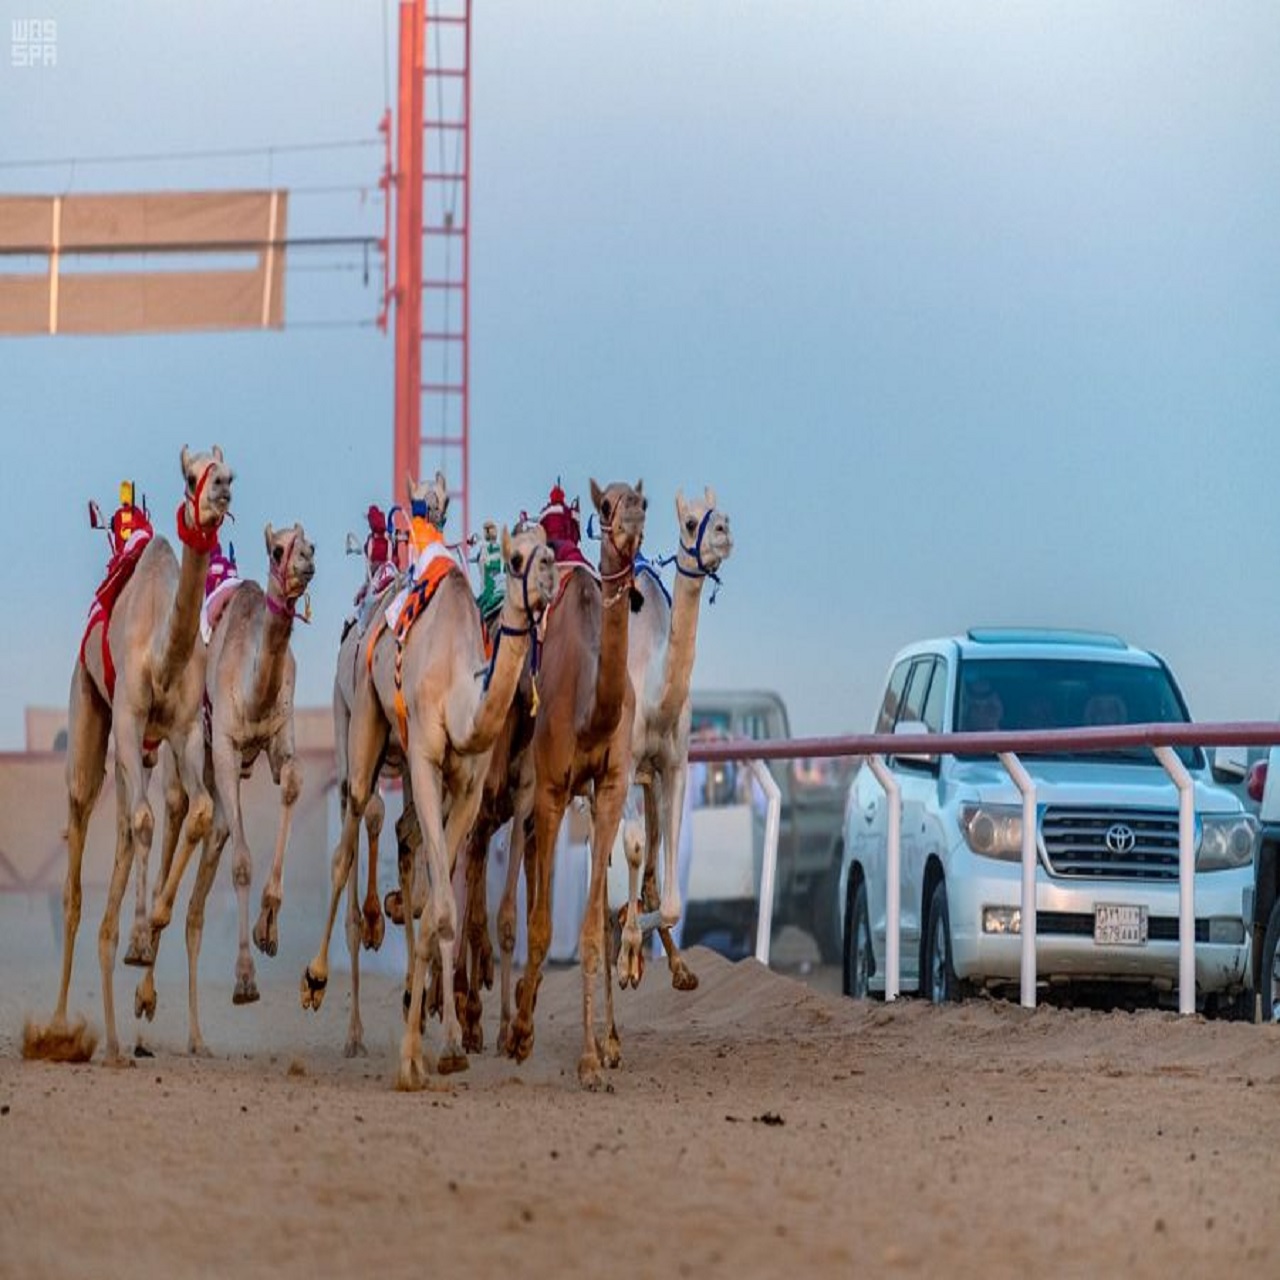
[606,689,849,959]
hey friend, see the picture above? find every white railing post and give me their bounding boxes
[1153,745,1197,1016]
[998,752,1038,1009]
[749,759,782,967]
[866,755,900,1001]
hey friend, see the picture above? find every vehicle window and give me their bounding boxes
[875,660,912,734]
[921,658,948,733]
[899,658,934,724]
[954,657,1200,766]
[739,709,772,740]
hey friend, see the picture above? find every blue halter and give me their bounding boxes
[482,546,544,691]
[676,508,722,603]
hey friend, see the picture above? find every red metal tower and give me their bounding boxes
[392,0,472,538]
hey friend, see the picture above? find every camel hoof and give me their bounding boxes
[134,983,157,1022]
[506,1019,534,1064]
[437,1048,469,1076]
[189,1040,213,1058]
[232,976,260,1005]
[395,1056,428,1092]
[616,934,645,990]
[462,1021,484,1055]
[300,966,328,1011]
[577,1054,604,1090]
[670,961,699,992]
[123,926,155,968]
[603,1035,622,1070]
[480,946,495,990]
[344,1038,368,1059]
[133,1041,154,1059]
[361,907,385,951]
[252,903,279,957]
[102,1049,136,1070]
[383,889,405,926]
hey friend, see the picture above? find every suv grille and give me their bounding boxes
[1040,807,1181,881]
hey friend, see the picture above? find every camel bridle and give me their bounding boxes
[176,459,225,554]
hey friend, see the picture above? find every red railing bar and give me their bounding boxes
[688,720,1280,764]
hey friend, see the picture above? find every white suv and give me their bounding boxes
[838,628,1256,1010]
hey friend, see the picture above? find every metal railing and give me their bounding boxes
[689,721,1280,1013]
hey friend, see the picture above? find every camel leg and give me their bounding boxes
[654,765,698,990]
[302,687,387,1012]
[361,789,386,950]
[253,744,302,958]
[580,769,629,1087]
[457,824,492,1054]
[111,712,156,973]
[398,756,467,1089]
[343,842,367,1057]
[498,764,535,1054]
[49,666,109,1035]
[134,748,193,1026]
[98,761,139,1067]
[191,743,254,1007]
[184,814,229,1056]
[149,727,215,944]
[509,782,566,1065]
[615,792,646,991]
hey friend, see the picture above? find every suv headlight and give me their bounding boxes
[1197,813,1258,871]
[960,804,1025,861]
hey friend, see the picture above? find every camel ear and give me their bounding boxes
[704,485,716,509]
[434,469,447,493]
[635,479,644,496]
[675,488,687,521]
[180,445,192,476]
[264,522,275,552]
[589,478,604,511]
[501,525,512,564]
[531,524,547,546]
[405,470,415,499]
[212,444,224,463]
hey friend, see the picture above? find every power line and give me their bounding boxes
[0,138,382,172]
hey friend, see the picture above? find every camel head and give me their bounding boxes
[589,478,647,571]
[408,468,449,530]
[179,443,234,533]
[500,523,558,623]
[264,521,316,604]
[675,486,733,576]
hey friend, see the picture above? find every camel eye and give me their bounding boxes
[272,545,284,564]
[685,517,696,532]
[186,473,196,493]
[641,497,648,512]
[510,552,524,574]
[601,500,612,520]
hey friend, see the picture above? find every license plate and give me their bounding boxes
[1094,903,1148,946]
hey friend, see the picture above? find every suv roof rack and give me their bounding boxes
[965,627,1128,650]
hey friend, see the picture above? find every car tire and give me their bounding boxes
[1260,897,1280,1023]
[811,861,844,966]
[923,880,960,1004]
[842,879,873,998]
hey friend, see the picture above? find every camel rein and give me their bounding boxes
[176,461,222,554]
[482,551,545,691]
[267,535,312,625]
[675,507,722,602]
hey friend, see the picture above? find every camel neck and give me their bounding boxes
[158,538,211,686]
[584,567,634,746]
[457,616,530,755]
[655,570,704,731]
[249,595,294,712]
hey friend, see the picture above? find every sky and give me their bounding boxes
[2,1,1279,748]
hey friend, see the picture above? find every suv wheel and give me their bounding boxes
[842,880,872,998]
[924,880,960,1004]
[811,862,843,965]
[1261,898,1280,1023]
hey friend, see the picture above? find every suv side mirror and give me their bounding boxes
[892,718,937,765]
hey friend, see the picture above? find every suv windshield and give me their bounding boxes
[955,657,1200,766]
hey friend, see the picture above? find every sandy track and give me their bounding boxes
[3,945,1279,1278]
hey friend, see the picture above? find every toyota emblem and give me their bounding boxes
[1104,822,1136,854]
